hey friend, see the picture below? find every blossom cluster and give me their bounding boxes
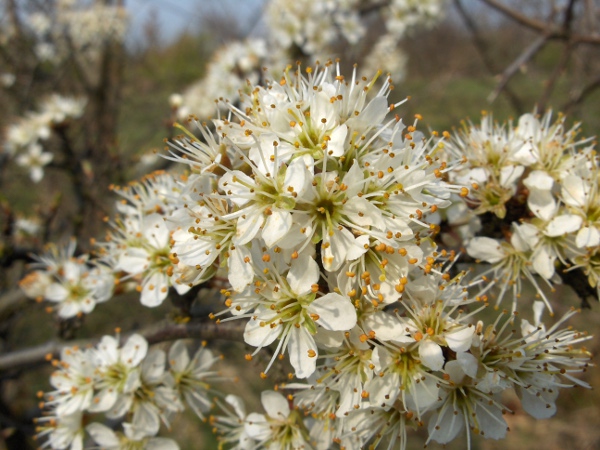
[171,0,444,120]
[167,62,469,378]
[26,0,127,64]
[19,240,113,319]
[171,39,269,120]
[3,95,86,182]
[35,333,220,450]
[442,112,600,311]
[207,278,591,449]
[24,63,595,449]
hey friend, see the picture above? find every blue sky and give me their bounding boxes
[125,0,264,47]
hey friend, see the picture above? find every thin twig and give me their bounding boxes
[453,0,524,113]
[488,35,548,103]
[478,0,600,45]
[478,0,550,32]
[562,0,578,31]
[0,319,245,373]
[537,43,572,112]
[562,74,600,111]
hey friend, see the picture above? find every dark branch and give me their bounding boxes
[488,35,548,103]
[453,0,524,113]
[0,319,245,373]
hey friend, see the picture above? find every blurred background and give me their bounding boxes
[0,0,599,449]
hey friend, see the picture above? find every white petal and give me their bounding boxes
[140,272,169,307]
[545,214,582,237]
[262,210,292,248]
[561,175,586,207]
[86,423,119,447]
[310,293,357,331]
[63,261,82,282]
[219,171,253,206]
[523,170,554,191]
[120,334,148,368]
[358,96,388,126]
[457,351,478,378]
[499,164,524,187]
[116,248,149,274]
[532,300,545,327]
[510,223,539,251]
[147,438,180,450]
[327,125,348,156]
[132,400,160,436]
[466,237,504,263]
[476,401,508,440]
[88,387,118,412]
[261,390,290,420]
[168,341,190,373]
[95,336,119,365]
[283,157,308,197]
[288,326,317,378]
[245,413,270,440]
[532,246,555,279]
[527,188,556,221]
[287,254,318,296]
[403,376,440,413]
[142,214,170,247]
[518,385,557,419]
[343,160,365,197]
[141,349,165,383]
[344,197,385,229]
[576,226,600,248]
[30,167,44,183]
[58,301,80,318]
[235,210,265,245]
[419,340,444,371]
[445,326,474,353]
[45,283,68,302]
[225,394,247,420]
[243,313,280,348]
[361,311,410,342]
[228,244,253,292]
[427,406,464,444]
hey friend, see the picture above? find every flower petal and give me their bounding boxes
[287,254,318,296]
[288,326,317,379]
[419,340,444,371]
[311,293,357,331]
[261,390,290,420]
[262,209,292,248]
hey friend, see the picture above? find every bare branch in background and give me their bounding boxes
[563,74,600,111]
[488,35,548,103]
[482,0,600,44]
[0,319,245,373]
[537,43,571,112]
[453,0,524,113]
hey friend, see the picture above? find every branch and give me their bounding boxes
[537,42,572,112]
[478,0,549,32]
[358,0,390,16]
[0,319,245,373]
[488,35,548,103]
[478,0,600,45]
[562,73,600,111]
[0,289,28,321]
[453,0,524,113]
[562,0,578,32]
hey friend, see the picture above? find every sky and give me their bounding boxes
[125,0,264,47]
